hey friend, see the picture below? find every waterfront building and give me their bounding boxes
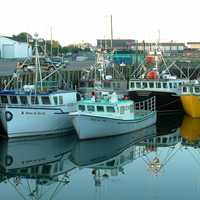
[0,36,32,59]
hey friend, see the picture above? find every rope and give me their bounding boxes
[156,98,181,109]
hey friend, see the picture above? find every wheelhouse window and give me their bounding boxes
[120,106,125,114]
[97,106,104,112]
[169,83,172,88]
[183,86,187,93]
[53,96,58,105]
[195,87,200,93]
[87,105,95,112]
[117,82,120,88]
[41,96,51,104]
[174,83,177,88]
[130,104,134,113]
[20,96,28,104]
[106,106,115,113]
[1,96,8,104]
[163,83,167,88]
[149,82,154,88]
[189,87,193,93]
[78,105,85,111]
[136,82,141,88]
[10,96,18,104]
[142,82,148,88]
[31,96,39,104]
[59,96,63,104]
[88,82,94,87]
[157,82,161,88]
[130,82,135,88]
[104,82,111,88]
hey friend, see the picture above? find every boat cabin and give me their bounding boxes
[79,80,127,95]
[129,79,188,93]
[181,84,200,95]
[77,97,134,117]
[0,91,77,107]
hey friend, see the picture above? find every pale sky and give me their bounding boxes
[1,0,200,46]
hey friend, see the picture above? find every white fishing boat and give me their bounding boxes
[0,34,77,138]
[70,92,157,139]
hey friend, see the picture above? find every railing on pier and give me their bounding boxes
[134,96,156,115]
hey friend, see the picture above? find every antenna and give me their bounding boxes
[110,15,113,50]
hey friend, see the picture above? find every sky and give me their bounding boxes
[1,0,200,46]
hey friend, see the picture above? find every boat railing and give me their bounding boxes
[134,96,156,114]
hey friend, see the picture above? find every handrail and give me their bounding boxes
[134,96,156,112]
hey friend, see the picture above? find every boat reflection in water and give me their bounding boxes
[0,132,78,200]
[181,115,200,145]
[70,125,157,186]
[1,116,199,199]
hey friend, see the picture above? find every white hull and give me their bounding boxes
[1,106,74,138]
[71,113,157,139]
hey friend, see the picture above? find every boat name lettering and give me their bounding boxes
[21,111,45,115]
[90,118,106,122]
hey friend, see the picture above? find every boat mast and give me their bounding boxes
[34,33,43,91]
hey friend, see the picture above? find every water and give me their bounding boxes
[0,113,200,200]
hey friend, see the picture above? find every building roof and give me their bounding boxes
[187,42,200,44]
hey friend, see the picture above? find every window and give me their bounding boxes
[142,82,148,88]
[130,82,135,88]
[189,87,193,93]
[174,83,177,88]
[113,82,116,88]
[31,96,39,104]
[106,106,115,112]
[41,96,51,104]
[10,96,18,104]
[163,83,167,88]
[42,165,51,174]
[88,82,94,87]
[183,86,187,93]
[162,137,167,143]
[149,82,154,88]
[117,82,120,88]
[78,105,85,111]
[53,96,58,105]
[169,83,172,88]
[87,105,95,112]
[130,105,134,113]
[97,106,104,112]
[59,96,63,104]
[120,106,125,114]
[1,96,8,104]
[20,96,28,104]
[104,82,111,88]
[157,82,161,88]
[195,87,200,93]
[136,82,141,88]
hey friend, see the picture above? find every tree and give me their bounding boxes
[12,32,32,42]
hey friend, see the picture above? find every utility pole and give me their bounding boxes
[50,27,53,58]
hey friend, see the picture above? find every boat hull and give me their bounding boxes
[71,113,157,139]
[1,106,74,138]
[128,91,182,113]
[180,95,200,118]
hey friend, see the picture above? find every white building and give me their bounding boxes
[0,36,32,59]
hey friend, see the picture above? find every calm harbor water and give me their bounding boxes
[0,113,200,200]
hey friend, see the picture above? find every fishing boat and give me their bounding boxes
[70,92,157,139]
[128,47,189,113]
[0,34,78,137]
[179,82,200,118]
